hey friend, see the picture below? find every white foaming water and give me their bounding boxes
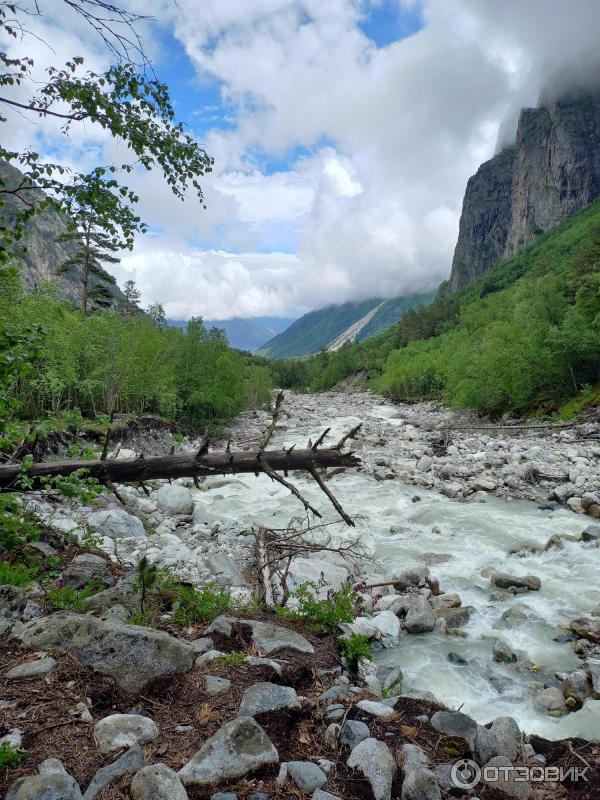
[197,401,600,740]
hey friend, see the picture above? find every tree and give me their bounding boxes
[0,2,213,262]
[123,279,141,317]
[147,302,167,329]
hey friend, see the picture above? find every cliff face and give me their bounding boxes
[447,93,600,292]
[0,160,125,308]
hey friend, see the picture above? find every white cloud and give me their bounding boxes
[5,1,600,318]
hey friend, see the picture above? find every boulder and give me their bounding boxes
[178,717,278,786]
[82,746,143,800]
[62,554,114,589]
[286,761,327,792]
[570,617,600,644]
[370,611,401,648]
[533,687,568,717]
[238,682,298,716]
[6,759,82,800]
[87,508,145,540]
[562,670,590,705]
[356,700,396,719]
[93,714,159,753]
[430,711,477,748]
[391,563,429,590]
[473,725,500,765]
[490,717,521,762]
[250,620,314,655]
[130,764,188,800]
[582,524,600,542]
[313,792,342,800]
[401,743,441,800]
[17,612,195,693]
[483,755,533,798]
[493,640,518,664]
[0,585,27,622]
[340,720,370,749]
[404,595,435,633]
[491,572,541,592]
[204,676,231,697]
[6,656,56,681]
[347,738,396,800]
[433,606,473,628]
[156,484,194,516]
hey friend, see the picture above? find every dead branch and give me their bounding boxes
[334,423,362,450]
[262,463,322,519]
[259,390,284,449]
[308,466,354,526]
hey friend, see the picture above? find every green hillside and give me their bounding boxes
[272,199,600,414]
[259,293,432,358]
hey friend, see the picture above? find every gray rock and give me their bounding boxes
[210,794,237,800]
[356,699,396,719]
[533,687,568,717]
[582,524,600,542]
[320,684,351,702]
[17,612,195,693]
[347,738,396,800]
[0,584,27,621]
[87,508,145,540]
[286,761,327,792]
[247,795,270,800]
[490,717,521,763]
[250,619,314,655]
[340,720,370,749]
[82,746,143,800]
[434,606,473,628]
[205,553,248,586]
[570,617,600,643]
[401,744,442,799]
[93,713,159,753]
[430,711,477,748]
[493,640,518,664]
[83,576,138,612]
[483,755,533,798]
[312,792,342,800]
[6,656,56,681]
[393,563,430,590]
[239,682,298,716]
[62,554,113,589]
[562,669,590,705]
[6,760,82,800]
[378,665,403,695]
[190,637,214,655]
[404,595,435,633]
[178,717,278,786]
[587,662,600,697]
[130,764,188,800]
[157,484,194,516]
[204,675,231,697]
[491,573,541,592]
[473,725,500,765]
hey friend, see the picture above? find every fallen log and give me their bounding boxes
[0,447,360,491]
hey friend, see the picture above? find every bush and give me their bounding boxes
[339,632,372,672]
[0,560,37,587]
[171,582,231,625]
[279,580,363,633]
[0,741,27,770]
[46,582,98,611]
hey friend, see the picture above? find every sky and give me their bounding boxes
[4,0,600,320]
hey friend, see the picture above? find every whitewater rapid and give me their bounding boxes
[198,392,600,740]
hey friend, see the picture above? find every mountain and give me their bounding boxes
[168,316,293,351]
[0,160,126,308]
[258,294,434,359]
[447,92,600,293]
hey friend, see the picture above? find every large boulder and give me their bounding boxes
[17,612,195,693]
[205,616,314,656]
[430,711,477,748]
[156,484,194,516]
[178,717,278,786]
[347,738,396,800]
[87,508,145,540]
[404,595,436,634]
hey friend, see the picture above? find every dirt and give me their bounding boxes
[2,611,599,799]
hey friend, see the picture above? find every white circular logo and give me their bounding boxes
[451,758,481,789]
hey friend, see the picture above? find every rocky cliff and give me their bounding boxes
[447,93,600,292]
[0,159,125,308]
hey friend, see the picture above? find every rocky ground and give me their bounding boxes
[1,390,600,799]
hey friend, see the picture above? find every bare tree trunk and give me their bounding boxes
[82,221,91,314]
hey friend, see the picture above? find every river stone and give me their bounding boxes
[87,508,146,540]
[17,612,195,693]
[473,725,500,765]
[340,720,370,749]
[582,524,600,542]
[587,663,600,697]
[562,670,590,704]
[313,792,342,800]
[377,665,403,695]
[130,764,188,800]
[205,553,248,586]
[483,755,533,798]
[493,640,518,664]
[6,656,56,681]
[404,595,435,633]
[204,675,231,697]
[286,761,327,792]
[178,717,278,786]
[82,745,143,800]
[491,572,541,592]
[569,617,600,643]
[93,714,159,753]
[430,711,477,747]
[62,554,113,589]
[490,717,521,763]
[0,585,27,621]
[347,738,396,800]
[401,744,441,800]
[210,794,237,800]
[6,760,82,800]
[392,563,429,590]
[533,687,568,717]
[356,699,397,719]
[238,682,298,716]
[370,610,401,647]
[156,484,194,515]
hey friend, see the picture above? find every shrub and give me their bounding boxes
[0,741,27,769]
[210,651,246,668]
[279,580,363,633]
[0,560,37,587]
[46,582,98,611]
[171,582,231,625]
[339,632,372,672]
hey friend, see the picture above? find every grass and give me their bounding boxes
[0,560,37,587]
[46,582,100,611]
[210,651,247,668]
[171,583,232,626]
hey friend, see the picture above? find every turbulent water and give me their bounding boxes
[198,392,600,741]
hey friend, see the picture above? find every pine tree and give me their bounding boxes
[56,216,119,313]
[123,279,141,318]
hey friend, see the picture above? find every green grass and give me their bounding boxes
[0,742,27,769]
[0,560,37,587]
[46,582,99,611]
